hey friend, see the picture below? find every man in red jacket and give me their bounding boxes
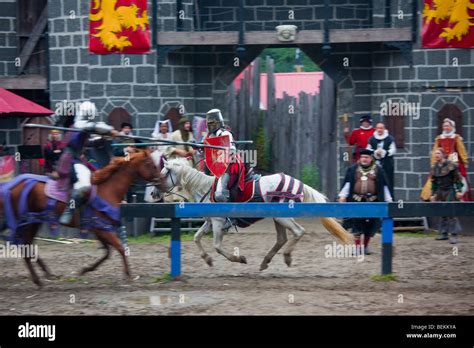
[344,115,375,162]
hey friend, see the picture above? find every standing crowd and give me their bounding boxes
[339,115,470,249]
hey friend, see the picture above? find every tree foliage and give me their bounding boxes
[259,48,320,73]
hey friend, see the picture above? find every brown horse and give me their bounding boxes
[0,149,161,286]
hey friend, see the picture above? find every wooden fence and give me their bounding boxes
[227,57,338,199]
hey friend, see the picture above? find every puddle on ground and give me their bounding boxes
[118,291,219,308]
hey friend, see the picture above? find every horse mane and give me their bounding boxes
[168,158,214,195]
[91,150,148,185]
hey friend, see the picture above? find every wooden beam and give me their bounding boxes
[330,28,411,43]
[157,28,411,46]
[17,5,48,75]
[0,75,47,89]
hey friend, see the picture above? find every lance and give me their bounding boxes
[23,123,228,150]
[197,140,253,145]
[111,142,227,150]
[232,140,253,145]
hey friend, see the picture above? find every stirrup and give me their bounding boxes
[222,218,235,233]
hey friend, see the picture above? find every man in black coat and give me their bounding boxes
[367,122,396,198]
[338,148,393,254]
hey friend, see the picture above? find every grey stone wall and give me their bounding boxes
[2,0,472,201]
[46,0,254,137]
[47,0,192,137]
[0,0,17,77]
[0,0,34,148]
[366,45,474,201]
[199,0,372,31]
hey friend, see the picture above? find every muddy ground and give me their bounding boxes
[0,219,473,315]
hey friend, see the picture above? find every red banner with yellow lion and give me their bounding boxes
[89,0,151,54]
[422,0,474,48]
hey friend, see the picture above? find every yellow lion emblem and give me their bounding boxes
[90,0,149,51]
[423,0,474,42]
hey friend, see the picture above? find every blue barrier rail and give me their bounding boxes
[120,202,474,278]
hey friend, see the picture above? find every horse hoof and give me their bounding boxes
[79,268,89,276]
[240,256,247,264]
[259,263,268,271]
[46,274,60,280]
[206,258,213,267]
[284,254,292,267]
[33,279,42,287]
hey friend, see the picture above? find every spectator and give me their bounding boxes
[367,122,396,197]
[344,115,375,163]
[338,148,393,255]
[166,117,195,165]
[150,119,173,167]
[165,117,196,201]
[430,147,463,244]
[421,118,471,201]
[113,122,136,157]
[43,130,66,174]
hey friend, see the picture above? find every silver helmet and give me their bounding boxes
[77,101,98,122]
[206,108,224,133]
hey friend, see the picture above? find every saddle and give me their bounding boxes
[1,174,120,243]
[210,168,264,228]
[210,167,261,203]
[44,177,70,203]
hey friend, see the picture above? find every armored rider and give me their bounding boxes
[204,109,245,202]
[57,101,118,224]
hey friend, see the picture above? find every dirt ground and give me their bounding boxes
[0,219,473,315]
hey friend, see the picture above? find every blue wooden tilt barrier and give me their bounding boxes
[120,202,474,278]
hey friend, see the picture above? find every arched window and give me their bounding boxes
[437,104,463,137]
[165,107,182,132]
[108,107,132,131]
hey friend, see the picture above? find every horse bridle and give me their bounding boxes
[162,160,210,202]
[161,164,191,201]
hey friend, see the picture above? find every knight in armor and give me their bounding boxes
[430,147,463,244]
[338,148,393,254]
[56,101,118,224]
[205,109,245,202]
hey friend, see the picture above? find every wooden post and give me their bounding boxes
[266,56,275,171]
[251,58,261,140]
[171,218,181,278]
[244,68,251,141]
[381,218,394,275]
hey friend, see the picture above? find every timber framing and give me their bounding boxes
[157,28,411,46]
[0,75,47,89]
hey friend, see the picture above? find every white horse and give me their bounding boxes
[159,158,352,270]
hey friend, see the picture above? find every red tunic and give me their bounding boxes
[345,127,375,161]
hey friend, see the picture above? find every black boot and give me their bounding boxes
[449,234,458,244]
[436,218,449,240]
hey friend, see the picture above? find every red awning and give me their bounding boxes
[0,88,54,116]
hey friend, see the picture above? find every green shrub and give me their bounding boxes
[301,163,320,190]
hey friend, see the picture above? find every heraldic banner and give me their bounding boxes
[422,0,474,48]
[89,0,151,54]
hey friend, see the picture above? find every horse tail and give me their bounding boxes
[302,184,328,203]
[302,184,353,245]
